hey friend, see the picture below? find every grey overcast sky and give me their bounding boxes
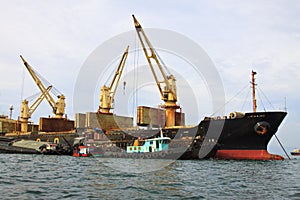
[0,1,299,151]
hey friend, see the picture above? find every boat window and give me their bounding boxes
[156,140,159,148]
[165,140,170,144]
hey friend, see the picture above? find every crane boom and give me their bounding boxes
[20,55,65,118]
[132,15,177,102]
[109,46,129,102]
[98,46,129,114]
[27,86,53,117]
[132,15,180,127]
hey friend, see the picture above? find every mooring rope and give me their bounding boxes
[274,134,291,160]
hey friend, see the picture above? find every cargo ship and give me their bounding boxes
[77,15,287,160]
[90,108,286,160]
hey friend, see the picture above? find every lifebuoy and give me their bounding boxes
[145,153,151,159]
[131,153,137,159]
[54,137,59,144]
[138,153,144,159]
[152,152,158,158]
[166,149,173,155]
[159,151,166,158]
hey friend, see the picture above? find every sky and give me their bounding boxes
[0,0,299,152]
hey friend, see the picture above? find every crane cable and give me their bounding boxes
[20,67,25,103]
[25,90,47,102]
[256,89,266,112]
[257,86,275,110]
[26,64,63,98]
[133,33,140,117]
[35,70,61,97]
[153,47,171,76]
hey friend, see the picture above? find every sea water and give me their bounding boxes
[0,154,299,199]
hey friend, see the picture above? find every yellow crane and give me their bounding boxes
[98,46,129,114]
[132,15,180,127]
[20,86,52,132]
[20,55,66,119]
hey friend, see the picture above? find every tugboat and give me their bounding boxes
[125,130,172,159]
[127,135,171,154]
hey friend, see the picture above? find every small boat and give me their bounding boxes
[73,145,91,157]
[72,137,92,157]
[126,136,171,154]
[291,148,300,156]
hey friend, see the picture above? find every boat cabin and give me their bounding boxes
[72,137,91,157]
[126,136,171,153]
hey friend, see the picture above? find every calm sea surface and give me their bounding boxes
[0,154,299,199]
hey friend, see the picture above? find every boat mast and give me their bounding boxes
[251,70,257,113]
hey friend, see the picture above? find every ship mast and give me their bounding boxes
[251,70,257,113]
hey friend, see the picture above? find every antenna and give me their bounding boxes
[9,104,14,119]
[284,97,287,112]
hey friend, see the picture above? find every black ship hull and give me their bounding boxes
[203,111,287,160]
[102,111,287,160]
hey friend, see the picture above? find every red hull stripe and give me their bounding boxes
[214,150,284,160]
[73,153,89,157]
